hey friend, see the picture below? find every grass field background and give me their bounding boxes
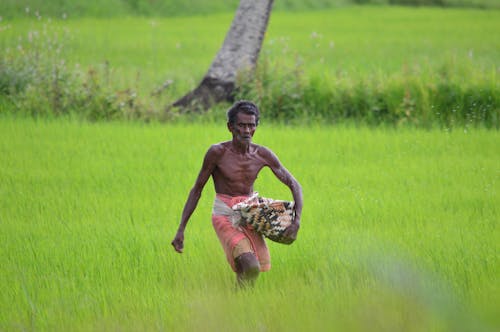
[1,7,498,124]
[1,0,499,19]
[2,7,498,92]
[0,117,498,331]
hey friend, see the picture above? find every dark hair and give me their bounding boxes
[226,100,260,125]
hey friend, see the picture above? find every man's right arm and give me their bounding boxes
[171,145,222,253]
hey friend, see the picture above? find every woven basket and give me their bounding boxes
[232,196,296,244]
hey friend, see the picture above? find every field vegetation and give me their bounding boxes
[0,2,499,330]
[0,5,498,127]
[0,117,498,331]
[1,0,499,18]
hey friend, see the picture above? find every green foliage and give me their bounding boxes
[0,0,498,18]
[1,21,97,118]
[0,0,238,19]
[236,56,499,127]
[0,118,498,331]
[0,19,164,121]
[0,7,498,127]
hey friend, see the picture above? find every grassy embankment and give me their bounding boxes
[1,6,498,125]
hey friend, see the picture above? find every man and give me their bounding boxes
[171,100,303,287]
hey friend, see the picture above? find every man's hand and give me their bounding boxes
[171,231,184,253]
[283,219,300,240]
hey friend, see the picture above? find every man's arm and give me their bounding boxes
[260,147,303,238]
[171,145,221,253]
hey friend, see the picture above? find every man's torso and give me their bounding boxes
[212,142,268,196]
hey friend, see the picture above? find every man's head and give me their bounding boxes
[227,100,260,126]
[227,100,260,144]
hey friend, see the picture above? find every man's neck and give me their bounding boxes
[231,140,251,154]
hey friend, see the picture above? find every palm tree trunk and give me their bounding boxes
[171,0,274,111]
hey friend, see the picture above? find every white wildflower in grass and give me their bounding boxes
[310,31,322,39]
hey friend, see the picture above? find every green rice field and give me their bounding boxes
[0,117,498,331]
[1,4,499,331]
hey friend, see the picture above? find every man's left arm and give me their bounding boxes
[261,148,303,237]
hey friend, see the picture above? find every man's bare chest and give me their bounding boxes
[216,150,266,179]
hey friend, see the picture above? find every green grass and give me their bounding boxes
[1,6,498,125]
[2,7,497,90]
[0,116,498,331]
[0,4,498,330]
[1,0,499,19]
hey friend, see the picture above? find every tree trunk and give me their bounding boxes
[170,0,274,111]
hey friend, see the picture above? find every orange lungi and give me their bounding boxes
[212,193,271,272]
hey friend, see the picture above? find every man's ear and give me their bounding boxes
[227,122,232,132]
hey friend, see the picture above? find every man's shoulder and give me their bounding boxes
[207,142,230,156]
[254,144,281,166]
[253,144,273,156]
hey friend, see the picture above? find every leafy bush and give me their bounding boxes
[235,55,499,128]
[0,19,162,121]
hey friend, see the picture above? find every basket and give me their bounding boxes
[232,195,297,244]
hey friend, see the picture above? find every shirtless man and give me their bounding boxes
[171,100,303,286]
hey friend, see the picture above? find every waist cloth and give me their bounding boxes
[212,193,271,272]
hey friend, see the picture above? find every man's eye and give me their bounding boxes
[238,123,255,128]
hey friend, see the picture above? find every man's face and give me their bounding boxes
[229,112,257,144]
